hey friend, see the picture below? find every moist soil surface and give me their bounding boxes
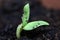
[0,0,60,40]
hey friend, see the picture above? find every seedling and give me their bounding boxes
[16,3,49,39]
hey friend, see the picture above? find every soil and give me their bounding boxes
[0,0,60,40]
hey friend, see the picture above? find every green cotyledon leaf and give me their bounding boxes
[22,3,30,26]
[23,21,49,30]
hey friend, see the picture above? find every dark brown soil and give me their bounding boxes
[0,0,60,40]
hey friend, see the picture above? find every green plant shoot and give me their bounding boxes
[16,3,49,39]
